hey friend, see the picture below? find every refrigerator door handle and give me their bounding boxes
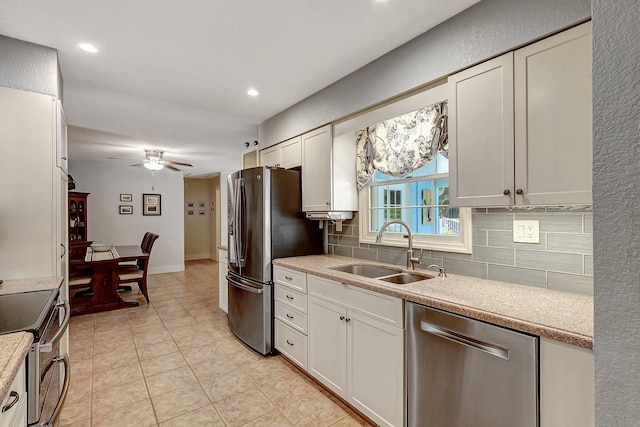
[233,178,245,267]
[237,178,246,267]
[228,175,237,267]
[228,275,263,294]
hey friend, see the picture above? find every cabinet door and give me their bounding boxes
[279,136,301,169]
[260,145,280,167]
[448,53,515,207]
[514,22,592,205]
[55,100,68,173]
[302,125,333,211]
[347,309,404,427]
[308,295,347,398]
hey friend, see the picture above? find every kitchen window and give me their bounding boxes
[360,153,472,253]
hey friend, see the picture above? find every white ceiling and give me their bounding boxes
[0,0,477,177]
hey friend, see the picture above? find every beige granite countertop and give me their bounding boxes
[274,255,594,349]
[0,332,32,401]
[0,276,63,295]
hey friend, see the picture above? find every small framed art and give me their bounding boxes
[120,193,132,202]
[119,205,133,215]
[143,194,161,216]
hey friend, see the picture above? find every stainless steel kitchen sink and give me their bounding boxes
[331,264,404,278]
[379,272,433,284]
[330,264,433,284]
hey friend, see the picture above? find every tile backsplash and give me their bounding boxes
[327,207,593,296]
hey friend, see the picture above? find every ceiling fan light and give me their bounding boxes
[144,161,163,171]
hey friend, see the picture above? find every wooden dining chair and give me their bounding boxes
[116,233,159,303]
[119,232,153,267]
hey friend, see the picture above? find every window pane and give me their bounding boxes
[436,153,449,174]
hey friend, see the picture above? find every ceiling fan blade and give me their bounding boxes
[165,165,181,172]
[108,156,146,161]
[162,160,193,167]
[130,163,145,167]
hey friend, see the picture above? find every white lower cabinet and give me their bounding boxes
[274,266,309,369]
[540,338,594,427]
[308,275,404,427]
[0,360,27,427]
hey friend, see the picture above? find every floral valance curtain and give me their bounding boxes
[356,102,448,189]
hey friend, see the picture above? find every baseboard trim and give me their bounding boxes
[149,264,185,274]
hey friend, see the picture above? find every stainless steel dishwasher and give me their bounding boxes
[406,301,538,427]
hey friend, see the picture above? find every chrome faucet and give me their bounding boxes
[375,220,423,269]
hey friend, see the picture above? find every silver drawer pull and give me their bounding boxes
[2,391,19,413]
[284,276,293,280]
[286,314,294,319]
[286,295,294,300]
[286,340,294,346]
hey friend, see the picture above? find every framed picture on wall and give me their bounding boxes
[198,209,206,216]
[143,194,161,216]
[187,210,194,216]
[120,193,132,202]
[119,205,133,215]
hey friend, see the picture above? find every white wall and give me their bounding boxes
[69,159,185,273]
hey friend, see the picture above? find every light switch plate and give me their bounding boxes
[513,220,540,243]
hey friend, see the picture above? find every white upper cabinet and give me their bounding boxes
[449,52,515,206]
[301,125,357,213]
[449,22,592,207]
[514,22,592,205]
[259,136,301,169]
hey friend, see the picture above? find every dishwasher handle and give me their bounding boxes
[420,320,510,360]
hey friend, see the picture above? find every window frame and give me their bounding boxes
[334,81,472,254]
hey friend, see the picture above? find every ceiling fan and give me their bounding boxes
[109,150,193,172]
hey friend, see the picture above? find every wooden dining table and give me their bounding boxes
[70,245,149,316]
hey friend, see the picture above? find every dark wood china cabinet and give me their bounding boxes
[68,191,91,260]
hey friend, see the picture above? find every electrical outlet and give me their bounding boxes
[513,220,540,243]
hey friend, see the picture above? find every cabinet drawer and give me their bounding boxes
[275,284,307,313]
[275,301,307,334]
[1,362,25,427]
[274,266,307,292]
[275,320,307,369]
[308,275,403,327]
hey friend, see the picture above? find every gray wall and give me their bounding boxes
[259,0,590,147]
[329,208,594,295]
[0,35,62,99]
[593,0,640,425]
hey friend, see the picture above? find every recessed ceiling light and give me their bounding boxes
[78,42,98,53]
[247,88,259,97]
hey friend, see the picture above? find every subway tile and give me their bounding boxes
[472,208,488,214]
[516,250,583,274]
[471,213,514,231]
[547,233,593,255]
[583,213,593,234]
[352,247,377,262]
[338,235,359,247]
[547,272,594,296]
[472,246,515,266]
[513,212,583,233]
[327,245,335,255]
[487,230,547,252]
[333,245,353,257]
[414,256,445,272]
[442,259,488,279]
[487,265,547,289]
[328,235,339,245]
[585,255,593,275]
[473,229,488,246]
[432,250,473,261]
[377,250,408,267]
[546,206,592,213]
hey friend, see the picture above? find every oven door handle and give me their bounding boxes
[40,299,70,353]
[40,354,70,427]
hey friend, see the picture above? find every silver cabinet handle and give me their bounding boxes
[286,295,294,300]
[286,314,294,319]
[284,275,293,280]
[1,391,19,413]
[286,340,294,346]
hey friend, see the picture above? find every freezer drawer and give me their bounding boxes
[227,273,273,355]
[406,302,538,427]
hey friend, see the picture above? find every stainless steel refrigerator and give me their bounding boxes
[227,166,323,354]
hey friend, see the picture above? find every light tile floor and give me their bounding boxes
[60,260,375,427]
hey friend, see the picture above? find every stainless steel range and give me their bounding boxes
[0,289,70,427]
